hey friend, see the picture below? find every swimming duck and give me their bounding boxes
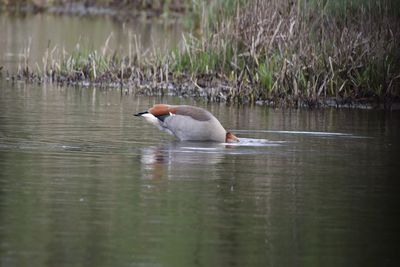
[134,104,239,143]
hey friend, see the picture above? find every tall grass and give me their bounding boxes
[10,0,400,107]
[173,0,400,106]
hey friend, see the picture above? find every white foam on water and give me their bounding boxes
[223,138,288,147]
[232,130,367,138]
[181,147,219,151]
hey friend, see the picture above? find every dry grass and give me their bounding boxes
[8,0,400,108]
[176,0,400,106]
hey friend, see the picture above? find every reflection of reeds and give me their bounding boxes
[0,0,193,14]
[13,0,400,108]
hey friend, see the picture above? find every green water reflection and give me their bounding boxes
[0,12,182,72]
[0,81,399,266]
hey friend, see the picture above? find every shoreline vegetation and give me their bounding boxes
[1,0,400,109]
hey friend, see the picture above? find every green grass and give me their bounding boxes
[8,0,400,107]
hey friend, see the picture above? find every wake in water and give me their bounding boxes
[232,130,367,139]
[222,138,288,147]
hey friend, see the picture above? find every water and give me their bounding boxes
[0,12,182,72]
[0,79,399,266]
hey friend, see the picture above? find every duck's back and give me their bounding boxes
[163,106,226,142]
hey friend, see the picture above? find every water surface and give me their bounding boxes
[0,12,182,72]
[0,80,399,266]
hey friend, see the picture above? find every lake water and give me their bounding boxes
[0,12,182,72]
[0,79,399,266]
[1,10,400,267]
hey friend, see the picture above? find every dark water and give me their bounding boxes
[0,79,399,267]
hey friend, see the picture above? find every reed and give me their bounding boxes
[174,0,400,107]
[9,0,400,108]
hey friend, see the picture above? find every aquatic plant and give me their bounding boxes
[7,0,400,108]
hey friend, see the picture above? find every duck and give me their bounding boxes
[134,104,239,143]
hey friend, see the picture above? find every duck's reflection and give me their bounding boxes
[140,141,225,180]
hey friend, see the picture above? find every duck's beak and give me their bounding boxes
[134,111,149,116]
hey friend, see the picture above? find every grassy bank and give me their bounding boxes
[177,0,400,107]
[3,0,400,108]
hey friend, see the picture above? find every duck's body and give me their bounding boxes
[134,104,239,143]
